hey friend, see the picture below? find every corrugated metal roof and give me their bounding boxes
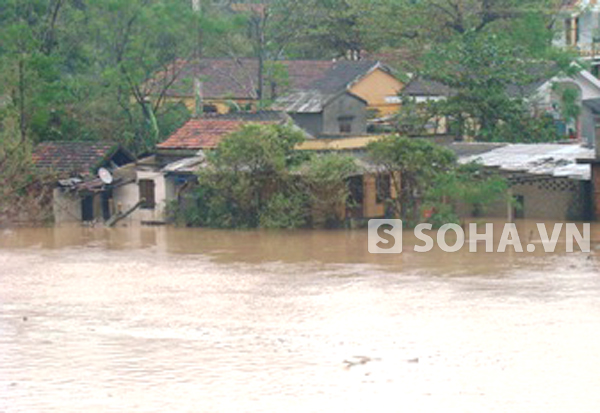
[163,153,206,173]
[459,144,594,180]
[273,90,328,113]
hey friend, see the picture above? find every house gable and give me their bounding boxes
[321,92,368,136]
[348,67,404,115]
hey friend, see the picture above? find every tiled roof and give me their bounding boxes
[157,112,285,150]
[32,141,122,176]
[203,110,289,122]
[157,119,245,150]
[152,58,335,99]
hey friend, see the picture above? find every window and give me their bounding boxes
[139,179,156,209]
[376,174,391,204]
[565,18,580,46]
[565,19,573,45]
[338,116,354,134]
[203,104,218,113]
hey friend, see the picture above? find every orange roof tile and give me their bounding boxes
[157,117,281,150]
[157,119,243,150]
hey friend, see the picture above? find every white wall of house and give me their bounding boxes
[579,10,596,47]
[112,170,168,225]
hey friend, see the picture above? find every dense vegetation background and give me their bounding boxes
[0,0,576,223]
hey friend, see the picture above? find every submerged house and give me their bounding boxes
[32,141,135,224]
[111,111,290,225]
[455,142,594,221]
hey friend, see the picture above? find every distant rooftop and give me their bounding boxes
[150,58,336,99]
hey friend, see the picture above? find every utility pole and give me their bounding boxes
[192,0,203,117]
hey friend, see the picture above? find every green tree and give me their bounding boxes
[85,0,197,153]
[366,135,456,223]
[299,153,359,228]
[359,0,576,142]
[425,162,509,220]
[421,30,573,141]
[193,123,305,228]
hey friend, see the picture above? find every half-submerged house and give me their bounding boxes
[111,111,290,225]
[455,142,594,221]
[32,141,135,224]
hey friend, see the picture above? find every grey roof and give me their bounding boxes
[446,142,508,158]
[584,97,600,113]
[203,110,290,122]
[273,90,329,113]
[459,143,594,180]
[309,60,382,94]
[273,60,379,113]
[403,79,452,97]
[163,152,206,174]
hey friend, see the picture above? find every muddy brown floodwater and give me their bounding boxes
[1,222,600,412]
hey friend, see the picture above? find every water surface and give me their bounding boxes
[1,224,599,412]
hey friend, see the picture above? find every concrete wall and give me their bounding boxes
[581,103,596,147]
[53,188,82,223]
[456,177,591,221]
[52,189,109,224]
[289,113,323,137]
[579,11,596,47]
[592,163,600,219]
[363,174,386,218]
[322,93,367,135]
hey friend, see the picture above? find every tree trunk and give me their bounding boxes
[18,58,27,144]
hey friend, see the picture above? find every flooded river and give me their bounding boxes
[1,223,600,412]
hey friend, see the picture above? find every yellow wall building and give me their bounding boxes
[348,67,404,116]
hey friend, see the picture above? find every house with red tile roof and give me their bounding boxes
[156,111,291,158]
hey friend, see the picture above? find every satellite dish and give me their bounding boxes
[98,167,113,185]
